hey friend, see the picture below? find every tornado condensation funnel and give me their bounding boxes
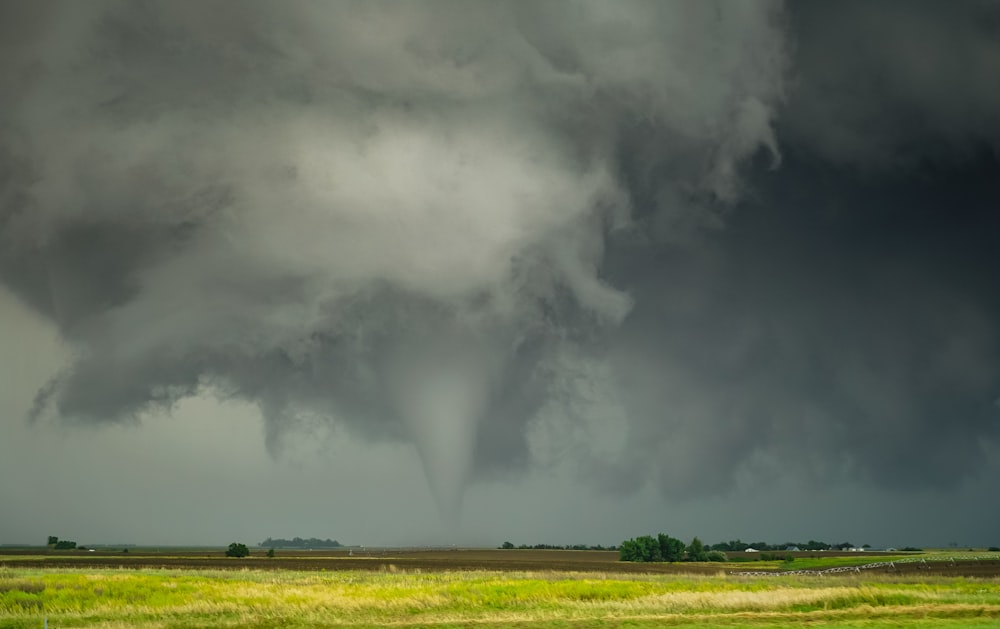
[387,336,495,526]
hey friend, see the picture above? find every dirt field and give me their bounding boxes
[3,548,1000,577]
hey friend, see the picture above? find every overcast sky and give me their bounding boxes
[2,1,999,549]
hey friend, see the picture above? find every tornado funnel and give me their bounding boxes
[386,335,496,525]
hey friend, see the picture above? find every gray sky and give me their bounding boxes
[1,0,998,548]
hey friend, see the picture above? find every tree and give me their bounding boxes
[266,548,275,558]
[711,539,749,552]
[642,537,659,562]
[619,536,661,562]
[47,536,59,547]
[658,533,685,562]
[226,542,250,558]
[259,537,342,549]
[686,537,708,562]
[619,539,640,562]
[501,541,515,549]
[620,533,689,563]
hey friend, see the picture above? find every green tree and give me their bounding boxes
[618,536,660,562]
[686,537,707,562]
[639,536,663,562]
[618,539,640,561]
[225,542,250,558]
[620,533,689,563]
[658,533,685,562]
[266,548,275,558]
[47,536,59,547]
[501,541,514,549]
[710,539,749,552]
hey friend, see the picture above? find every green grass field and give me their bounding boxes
[3,564,1000,628]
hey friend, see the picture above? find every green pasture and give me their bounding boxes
[729,554,913,571]
[730,551,1000,572]
[3,565,1000,628]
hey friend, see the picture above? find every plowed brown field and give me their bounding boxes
[3,548,1000,577]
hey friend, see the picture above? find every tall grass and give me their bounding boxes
[1,566,998,628]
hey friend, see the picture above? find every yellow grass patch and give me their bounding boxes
[1,566,999,627]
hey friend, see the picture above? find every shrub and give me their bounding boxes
[988,546,999,552]
[226,542,250,558]
[706,551,727,562]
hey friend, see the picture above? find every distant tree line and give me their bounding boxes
[619,535,884,563]
[47,536,77,550]
[707,539,864,552]
[499,542,616,551]
[259,537,342,549]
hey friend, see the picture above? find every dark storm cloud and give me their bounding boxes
[2,0,998,517]
[783,0,1000,166]
[601,154,1000,496]
[585,0,1000,498]
[0,0,788,516]
[517,0,1000,501]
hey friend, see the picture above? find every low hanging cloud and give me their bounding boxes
[6,1,998,519]
[0,1,788,517]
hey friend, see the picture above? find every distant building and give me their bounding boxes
[745,548,759,552]
[785,546,800,552]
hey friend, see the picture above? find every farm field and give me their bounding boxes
[2,549,1000,628]
[4,548,1000,577]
